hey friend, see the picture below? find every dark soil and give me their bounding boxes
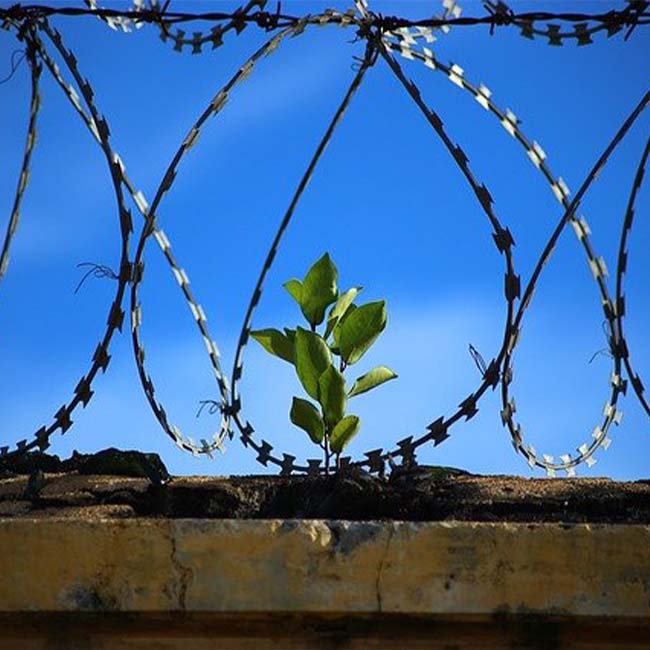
[1,448,649,523]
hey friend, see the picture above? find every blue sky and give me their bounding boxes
[1,1,649,478]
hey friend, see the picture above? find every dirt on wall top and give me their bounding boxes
[1,447,649,523]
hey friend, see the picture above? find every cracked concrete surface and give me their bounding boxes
[2,518,650,618]
[167,522,193,611]
[375,523,394,613]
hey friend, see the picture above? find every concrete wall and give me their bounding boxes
[2,518,650,648]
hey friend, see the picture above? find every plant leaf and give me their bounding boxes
[317,365,346,427]
[300,253,338,328]
[330,415,361,453]
[348,366,398,397]
[325,287,362,340]
[283,279,303,306]
[337,300,387,365]
[250,328,294,364]
[332,303,357,350]
[294,327,332,400]
[290,397,324,443]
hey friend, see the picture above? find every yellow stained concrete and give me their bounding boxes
[1,519,175,611]
[1,519,649,618]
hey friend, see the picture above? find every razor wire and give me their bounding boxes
[1,19,133,458]
[83,0,271,53]
[15,22,231,458]
[614,136,650,419]
[499,91,649,476]
[0,36,39,284]
[483,0,649,45]
[128,15,351,459]
[1,0,649,476]
[227,4,519,477]
[3,2,649,35]
[375,22,641,474]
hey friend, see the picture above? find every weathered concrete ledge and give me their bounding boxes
[3,462,650,648]
[2,517,650,618]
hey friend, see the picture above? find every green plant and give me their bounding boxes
[250,253,397,472]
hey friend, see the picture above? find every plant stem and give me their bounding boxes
[324,433,331,475]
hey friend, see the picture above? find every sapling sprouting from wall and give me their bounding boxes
[250,253,397,472]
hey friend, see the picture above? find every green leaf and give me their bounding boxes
[283,279,303,306]
[325,287,362,339]
[332,303,357,350]
[300,253,338,328]
[317,365,346,427]
[284,328,296,343]
[348,366,398,397]
[330,415,361,454]
[290,397,324,444]
[294,327,332,400]
[250,328,294,364]
[337,300,387,365]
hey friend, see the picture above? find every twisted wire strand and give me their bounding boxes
[0,19,133,459]
[378,0,461,48]
[614,135,650,418]
[128,14,346,458]
[0,38,40,286]
[3,3,649,36]
[376,0,460,83]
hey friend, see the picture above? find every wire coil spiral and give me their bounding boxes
[1,0,648,476]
